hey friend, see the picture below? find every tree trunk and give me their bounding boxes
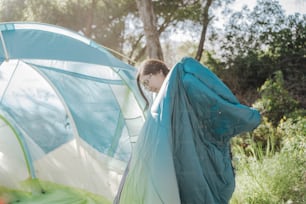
[84,0,97,37]
[135,0,164,60]
[195,0,213,61]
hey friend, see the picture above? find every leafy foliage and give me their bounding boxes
[231,70,303,160]
[230,148,306,204]
[254,70,299,126]
[278,116,306,154]
[208,0,306,107]
[231,114,306,204]
[231,74,305,203]
[0,0,136,55]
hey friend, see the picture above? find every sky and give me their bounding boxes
[233,0,306,15]
[169,0,306,42]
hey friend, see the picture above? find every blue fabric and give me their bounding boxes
[0,22,145,161]
[115,57,261,204]
[0,22,134,70]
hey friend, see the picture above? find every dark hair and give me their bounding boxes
[136,59,169,109]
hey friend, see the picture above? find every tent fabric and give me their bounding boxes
[115,57,261,204]
[0,22,144,203]
[0,179,111,204]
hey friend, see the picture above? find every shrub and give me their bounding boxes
[231,116,280,160]
[230,115,306,203]
[253,70,299,126]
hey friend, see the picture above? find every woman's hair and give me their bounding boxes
[136,59,170,109]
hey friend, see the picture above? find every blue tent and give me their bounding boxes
[0,22,144,203]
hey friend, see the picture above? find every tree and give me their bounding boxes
[131,0,234,62]
[0,0,26,20]
[0,0,136,58]
[127,0,203,62]
[135,0,163,60]
[207,0,305,106]
[195,0,213,61]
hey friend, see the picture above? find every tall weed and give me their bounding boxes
[230,116,306,203]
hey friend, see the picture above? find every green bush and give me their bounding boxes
[230,149,306,204]
[278,115,306,154]
[231,116,280,160]
[253,70,299,126]
[230,115,306,203]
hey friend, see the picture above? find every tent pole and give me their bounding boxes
[0,114,32,175]
[0,31,9,61]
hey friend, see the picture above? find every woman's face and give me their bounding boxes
[140,70,166,93]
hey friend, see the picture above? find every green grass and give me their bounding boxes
[0,179,111,204]
[230,146,306,204]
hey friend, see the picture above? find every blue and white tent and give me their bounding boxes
[0,22,144,204]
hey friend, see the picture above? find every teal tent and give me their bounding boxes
[0,22,144,203]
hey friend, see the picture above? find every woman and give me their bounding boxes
[115,57,261,204]
[137,58,169,96]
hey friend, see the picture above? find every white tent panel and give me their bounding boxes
[34,138,125,200]
[0,118,29,189]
